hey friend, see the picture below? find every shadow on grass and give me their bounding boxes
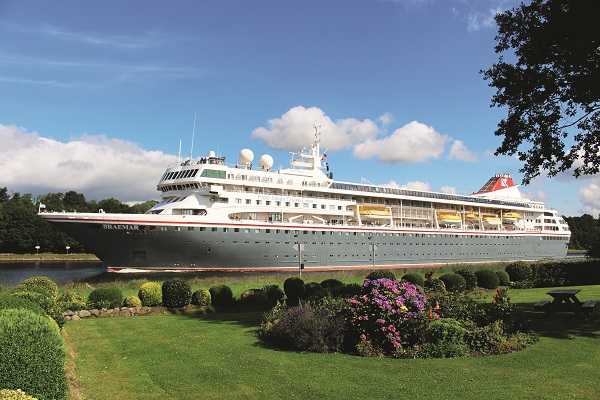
[518,301,600,340]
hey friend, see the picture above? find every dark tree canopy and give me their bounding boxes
[482,0,600,184]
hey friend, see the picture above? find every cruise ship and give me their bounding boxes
[39,130,571,272]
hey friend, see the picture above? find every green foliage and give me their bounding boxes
[401,273,424,287]
[283,277,305,303]
[0,308,67,400]
[191,288,211,306]
[482,0,600,183]
[530,261,567,287]
[496,270,511,286]
[57,290,86,311]
[365,269,396,281]
[0,293,45,316]
[123,296,142,307]
[87,286,124,309]
[424,278,446,293]
[239,289,268,306]
[138,282,162,307]
[434,293,486,325]
[261,285,284,305]
[0,389,38,399]
[161,278,192,308]
[505,261,533,282]
[209,285,233,306]
[10,286,64,327]
[304,282,328,300]
[438,273,466,293]
[475,269,500,289]
[20,276,58,298]
[455,268,478,290]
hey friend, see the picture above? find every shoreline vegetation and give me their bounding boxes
[0,253,100,262]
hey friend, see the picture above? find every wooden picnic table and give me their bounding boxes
[533,289,597,315]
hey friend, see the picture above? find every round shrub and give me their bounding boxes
[331,283,362,298]
[305,282,328,300]
[496,270,511,286]
[0,389,38,399]
[0,308,67,400]
[239,288,268,306]
[87,286,124,309]
[366,269,396,281]
[505,261,533,282]
[424,278,446,293]
[475,269,500,289]
[10,287,64,327]
[401,273,425,287]
[0,293,45,316]
[123,296,142,307]
[283,277,305,303]
[320,279,344,291]
[162,278,192,308]
[191,288,211,306]
[439,273,467,293]
[262,285,284,305]
[20,276,59,299]
[455,268,478,290]
[138,282,162,307]
[57,290,87,311]
[209,285,233,306]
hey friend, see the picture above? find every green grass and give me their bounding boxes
[64,285,600,400]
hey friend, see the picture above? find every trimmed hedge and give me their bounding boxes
[0,308,67,400]
[262,285,284,305]
[138,282,162,307]
[366,269,396,281]
[123,296,142,307]
[239,289,268,306]
[475,269,500,289]
[283,277,305,303]
[0,293,45,316]
[191,288,211,306]
[209,285,234,305]
[57,290,87,311]
[162,278,192,308]
[402,273,425,287]
[305,282,328,300]
[20,276,58,299]
[496,270,511,286]
[87,286,124,309]
[455,269,478,290]
[438,273,466,293]
[10,286,64,327]
[505,261,533,282]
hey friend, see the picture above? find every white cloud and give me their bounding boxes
[440,186,457,194]
[466,6,504,32]
[579,180,600,217]
[401,181,431,191]
[448,139,478,162]
[251,106,382,151]
[378,112,394,126]
[353,120,450,163]
[0,124,174,203]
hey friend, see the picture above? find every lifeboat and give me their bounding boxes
[436,211,462,225]
[359,205,391,220]
[465,212,480,221]
[502,212,522,223]
[483,215,502,226]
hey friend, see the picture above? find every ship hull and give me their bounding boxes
[45,214,570,271]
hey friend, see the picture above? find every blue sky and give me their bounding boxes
[0,0,597,217]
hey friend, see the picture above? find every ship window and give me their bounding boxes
[212,227,218,232]
[223,228,228,232]
[200,169,226,179]
[174,227,181,232]
[188,227,194,231]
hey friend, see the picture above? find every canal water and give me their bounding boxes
[0,261,106,287]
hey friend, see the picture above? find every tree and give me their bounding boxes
[482,0,600,184]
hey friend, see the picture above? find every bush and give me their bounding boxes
[239,288,268,306]
[401,273,424,287]
[162,278,192,308]
[209,285,233,306]
[365,269,396,281]
[191,288,211,306]
[0,293,45,316]
[87,287,124,309]
[320,279,344,291]
[475,269,500,289]
[304,282,328,300]
[57,290,87,311]
[505,261,533,282]
[438,273,466,293]
[435,293,486,324]
[0,389,38,399]
[123,296,142,307]
[455,268,478,290]
[138,282,162,307]
[20,276,58,299]
[10,287,64,327]
[0,308,67,400]
[283,277,305,303]
[262,306,347,353]
[262,285,284,305]
[424,278,446,294]
[496,270,511,286]
[331,283,362,298]
[531,261,567,287]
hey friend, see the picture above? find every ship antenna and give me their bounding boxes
[177,140,182,162]
[190,112,197,159]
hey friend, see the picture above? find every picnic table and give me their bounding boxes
[533,289,597,315]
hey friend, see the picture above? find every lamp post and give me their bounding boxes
[293,234,304,276]
[66,246,70,255]
[370,243,378,269]
[35,245,40,258]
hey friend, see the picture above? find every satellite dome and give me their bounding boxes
[239,149,254,164]
[209,150,215,158]
[258,154,274,169]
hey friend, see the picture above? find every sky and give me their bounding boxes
[0,0,597,217]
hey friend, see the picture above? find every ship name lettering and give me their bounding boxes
[102,224,140,230]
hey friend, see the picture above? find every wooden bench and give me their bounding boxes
[533,300,551,311]
[581,300,597,315]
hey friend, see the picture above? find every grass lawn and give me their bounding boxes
[64,285,600,400]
